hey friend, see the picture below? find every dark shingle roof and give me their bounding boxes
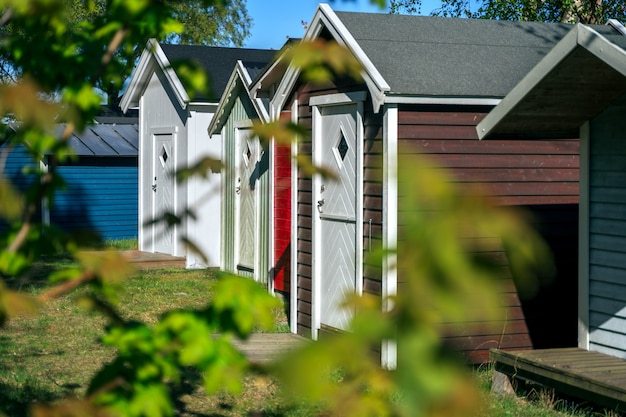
[56,123,139,157]
[159,44,276,101]
[334,11,617,97]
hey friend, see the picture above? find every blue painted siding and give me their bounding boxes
[588,98,626,359]
[0,143,40,231]
[51,157,138,240]
[1,142,39,191]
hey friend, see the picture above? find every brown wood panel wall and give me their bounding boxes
[289,93,579,363]
[397,105,580,363]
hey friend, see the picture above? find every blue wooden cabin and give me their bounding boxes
[1,117,139,241]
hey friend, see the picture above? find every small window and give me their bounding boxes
[159,145,169,167]
[332,125,351,168]
[337,132,349,161]
[243,142,253,166]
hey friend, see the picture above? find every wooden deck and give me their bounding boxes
[120,250,186,269]
[230,333,308,364]
[491,348,626,411]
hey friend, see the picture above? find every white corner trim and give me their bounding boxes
[381,103,398,370]
[290,97,299,334]
[578,121,590,350]
[311,103,323,341]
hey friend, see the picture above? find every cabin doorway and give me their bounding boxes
[314,102,360,333]
[153,134,174,254]
[235,127,260,279]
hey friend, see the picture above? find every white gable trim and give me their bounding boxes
[120,39,190,113]
[208,61,270,137]
[271,4,389,115]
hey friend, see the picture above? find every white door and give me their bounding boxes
[235,128,259,275]
[317,104,358,331]
[154,134,174,254]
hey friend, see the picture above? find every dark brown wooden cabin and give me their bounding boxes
[255,5,606,367]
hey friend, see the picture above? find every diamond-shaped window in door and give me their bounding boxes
[243,141,253,166]
[159,145,169,167]
[337,133,349,160]
[332,126,350,168]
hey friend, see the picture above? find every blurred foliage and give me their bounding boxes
[0,1,553,417]
[390,0,625,24]
[272,153,552,417]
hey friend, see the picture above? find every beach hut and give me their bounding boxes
[120,40,274,268]
[478,21,626,359]
[256,4,619,367]
[1,117,139,240]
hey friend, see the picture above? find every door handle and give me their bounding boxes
[317,198,325,213]
[152,184,157,192]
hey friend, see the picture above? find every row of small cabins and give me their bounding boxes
[5,3,626,372]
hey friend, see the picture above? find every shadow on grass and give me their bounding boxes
[0,380,60,417]
[3,255,77,291]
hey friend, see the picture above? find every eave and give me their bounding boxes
[207,61,270,137]
[477,24,626,140]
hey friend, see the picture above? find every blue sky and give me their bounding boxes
[244,1,436,50]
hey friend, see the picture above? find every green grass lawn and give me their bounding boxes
[0,260,620,417]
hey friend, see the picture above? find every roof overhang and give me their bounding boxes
[385,96,501,106]
[270,3,391,115]
[477,23,626,139]
[120,39,190,113]
[207,60,270,136]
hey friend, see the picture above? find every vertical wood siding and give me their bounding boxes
[588,100,626,359]
[221,89,269,282]
[274,140,291,292]
[51,157,138,240]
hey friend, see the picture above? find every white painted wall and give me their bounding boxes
[186,105,221,268]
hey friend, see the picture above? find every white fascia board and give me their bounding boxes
[475,26,580,140]
[385,96,501,106]
[154,42,190,110]
[250,49,288,98]
[208,61,269,137]
[579,24,626,77]
[119,41,155,112]
[272,3,389,114]
[271,63,301,119]
[120,39,190,112]
[243,70,271,124]
[188,102,218,111]
[607,19,626,36]
[208,61,245,136]
[317,4,389,93]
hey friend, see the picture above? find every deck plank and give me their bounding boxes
[491,348,626,411]
[231,333,308,364]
